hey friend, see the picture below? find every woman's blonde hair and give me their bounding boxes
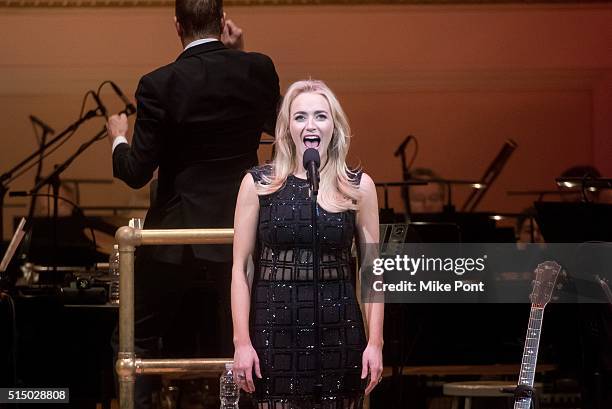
[256,80,361,211]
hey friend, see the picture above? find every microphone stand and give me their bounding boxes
[394,137,413,221]
[399,150,410,218]
[444,181,454,214]
[34,127,52,185]
[0,107,102,241]
[10,125,109,274]
[310,185,322,405]
[20,126,54,262]
[28,126,108,201]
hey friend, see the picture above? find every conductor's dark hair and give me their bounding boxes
[175,0,223,39]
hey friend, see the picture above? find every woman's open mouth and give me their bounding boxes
[303,135,321,149]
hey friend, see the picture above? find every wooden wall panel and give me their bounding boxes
[1,5,611,238]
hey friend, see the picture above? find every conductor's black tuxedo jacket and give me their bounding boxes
[113,40,279,264]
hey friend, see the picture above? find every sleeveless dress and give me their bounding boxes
[248,168,367,409]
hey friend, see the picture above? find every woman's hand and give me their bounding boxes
[233,342,261,393]
[361,342,383,395]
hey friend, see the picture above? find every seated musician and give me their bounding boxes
[408,167,445,213]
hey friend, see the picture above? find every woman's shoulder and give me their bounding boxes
[347,168,370,187]
[351,169,375,194]
[341,169,374,210]
[247,164,274,184]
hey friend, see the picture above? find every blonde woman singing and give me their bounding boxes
[231,79,383,409]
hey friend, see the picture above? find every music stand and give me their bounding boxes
[462,139,517,212]
[375,179,484,223]
[24,216,105,269]
[0,217,26,273]
[535,202,612,243]
[411,212,513,243]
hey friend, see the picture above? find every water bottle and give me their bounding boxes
[220,362,239,409]
[109,244,120,305]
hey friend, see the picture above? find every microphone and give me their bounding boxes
[303,148,320,195]
[110,81,136,115]
[394,135,413,157]
[29,115,55,135]
[92,92,107,118]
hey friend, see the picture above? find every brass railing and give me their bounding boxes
[114,226,234,409]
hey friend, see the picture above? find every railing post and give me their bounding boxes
[113,227,234,409]
[116,226,140,409]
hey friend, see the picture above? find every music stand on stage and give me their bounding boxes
[535,201,612,243]
[0,217,26,273]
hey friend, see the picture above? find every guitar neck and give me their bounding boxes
[513,306,544,409]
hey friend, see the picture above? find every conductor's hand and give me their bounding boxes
[106,113,129,147]
[233,343,261,393]
[221,19,244,50]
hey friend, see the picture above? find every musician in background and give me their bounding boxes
[515,207,544,249]
[32,181,77,217]
[408,167,445,213]
[558,165,602,203]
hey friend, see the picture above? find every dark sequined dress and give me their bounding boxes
[248,168,366,409]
